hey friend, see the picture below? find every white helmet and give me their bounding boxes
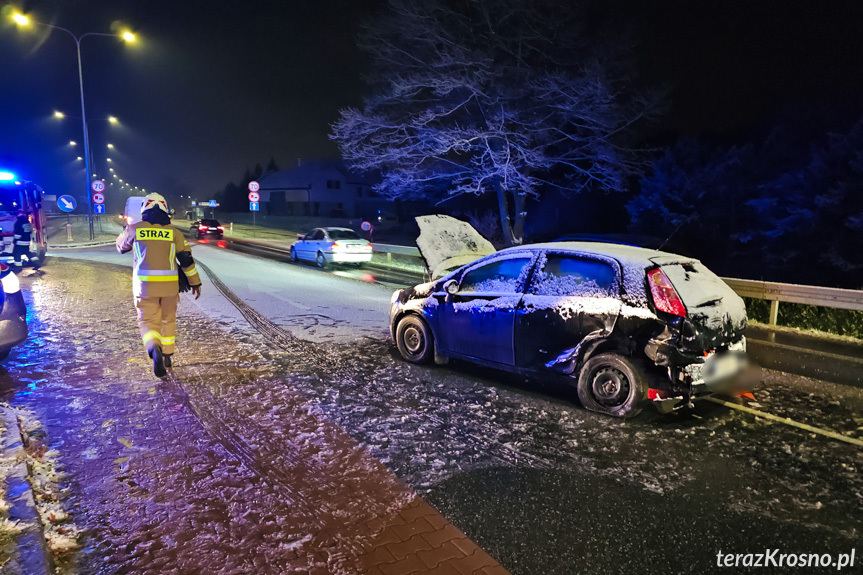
[141,193,168,214]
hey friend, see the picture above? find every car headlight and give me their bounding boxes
[2,271,20,294]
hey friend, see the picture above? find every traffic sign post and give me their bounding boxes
[249,201,260,232]
[248,181,260,193]
[93,192,105,205]
[248,191,260,202]
[94,204,105,214]
[91,180,105,193]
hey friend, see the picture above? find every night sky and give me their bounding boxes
[2,0,862,202]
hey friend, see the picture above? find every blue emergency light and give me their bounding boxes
[0,171,16,181]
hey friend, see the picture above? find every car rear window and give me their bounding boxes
[529,254,615,297]
[328,229,362,240]
[201,220,220,226]
[460,257,533,294]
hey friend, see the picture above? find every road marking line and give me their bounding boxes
[707,396,863,447]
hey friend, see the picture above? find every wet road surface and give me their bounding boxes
[4,248,862,574]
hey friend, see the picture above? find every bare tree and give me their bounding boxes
[332,0,657,245]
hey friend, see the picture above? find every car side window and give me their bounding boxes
[308,230,323,241]
[529,254,616,297]
[459,257,533,294]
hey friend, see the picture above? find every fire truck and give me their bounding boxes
[0,175,48,268]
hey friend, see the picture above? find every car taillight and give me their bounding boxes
[199,225,207,230]
[331,241,343,250]
[647,267,686,317]
[217,226,224,230]
[365,243,373,250]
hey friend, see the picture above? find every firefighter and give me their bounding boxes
[12,211,32,269]
[116,193,201,377]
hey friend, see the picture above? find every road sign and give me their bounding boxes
[93,192,105,204]
[91,180,105,193]
[57,195,77,212]
[191,201,197,207]
[250,202,259,212]
[94,204,106,214]
[248,191,260,202]
[248,181,260,193]
[208,200,218,207]
[361,221,372,232]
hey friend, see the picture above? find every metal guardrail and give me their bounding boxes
[723,277,863,325]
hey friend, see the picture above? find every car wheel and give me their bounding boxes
[290,246,298,262]
[316,251,327,268]
[576,353,647,418]
[395,315,434,364]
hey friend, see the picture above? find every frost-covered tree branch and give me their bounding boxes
[331,0,657,245]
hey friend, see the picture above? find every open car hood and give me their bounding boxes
[415,215,496,278]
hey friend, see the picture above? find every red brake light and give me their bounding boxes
[647,268,686,317]
[217,226,224,230]
[199,225,207,230]
[332,241,342,249]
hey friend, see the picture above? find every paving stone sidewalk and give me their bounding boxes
[4,258,509,574]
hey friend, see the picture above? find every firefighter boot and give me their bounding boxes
[153,346,167,378]
[164,354,173,368]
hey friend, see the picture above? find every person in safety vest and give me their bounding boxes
[12,211,33,269]
[116,193,201,377]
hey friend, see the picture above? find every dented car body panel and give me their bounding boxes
[392,240,748,410]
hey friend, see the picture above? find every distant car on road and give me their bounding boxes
[291,227,373,268]
[191,219,224,240]
[389,216,748,418]
[0,264,28,360]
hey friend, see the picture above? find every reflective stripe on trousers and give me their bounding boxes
[135,296,179,354]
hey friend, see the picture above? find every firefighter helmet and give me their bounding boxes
[141,193,168,214]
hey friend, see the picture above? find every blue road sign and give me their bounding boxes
[209,200,218,207]
[57,195,77,212]
[191,201,197,207]
[250,202,259,212]
[94,204,106,214]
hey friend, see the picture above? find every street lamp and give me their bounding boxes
[107,143,114,149]
[53,110,65,119]
[12,12,136,240]
[69,140,77,146]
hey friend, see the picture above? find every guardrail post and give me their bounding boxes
[768,299,780,326]
[66,222,73,242]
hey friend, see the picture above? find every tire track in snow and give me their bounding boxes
[196,260,555,473]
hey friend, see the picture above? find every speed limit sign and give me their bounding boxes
[93,192,105,204]
[91,180,105,193]
[248,181,260,193]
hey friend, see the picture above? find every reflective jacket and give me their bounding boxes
[116,222,201,298]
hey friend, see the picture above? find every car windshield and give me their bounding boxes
[327,229,361,240]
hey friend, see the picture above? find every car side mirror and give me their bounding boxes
[443,279,459,295]
[297,234,305,240]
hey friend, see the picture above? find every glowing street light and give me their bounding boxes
[76,156,83,161]
[53,110,65,119]
[10,13,138,240]
[106,158,113,162]
[69,140,77,146]
[112,174,118,178]
[109,168,114,172]
[107,143,114,149]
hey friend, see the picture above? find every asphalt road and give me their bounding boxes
[49,244,863,575]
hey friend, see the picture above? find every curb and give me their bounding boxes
[1,406,52,575]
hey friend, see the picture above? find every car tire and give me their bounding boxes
[316,251,327,268]
[290,246,298,262]
[395,315,434,364]
[576,353,647,418]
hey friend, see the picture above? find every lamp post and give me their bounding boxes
[12,13,135,240]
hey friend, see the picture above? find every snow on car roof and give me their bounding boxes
[498,241,689,267]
